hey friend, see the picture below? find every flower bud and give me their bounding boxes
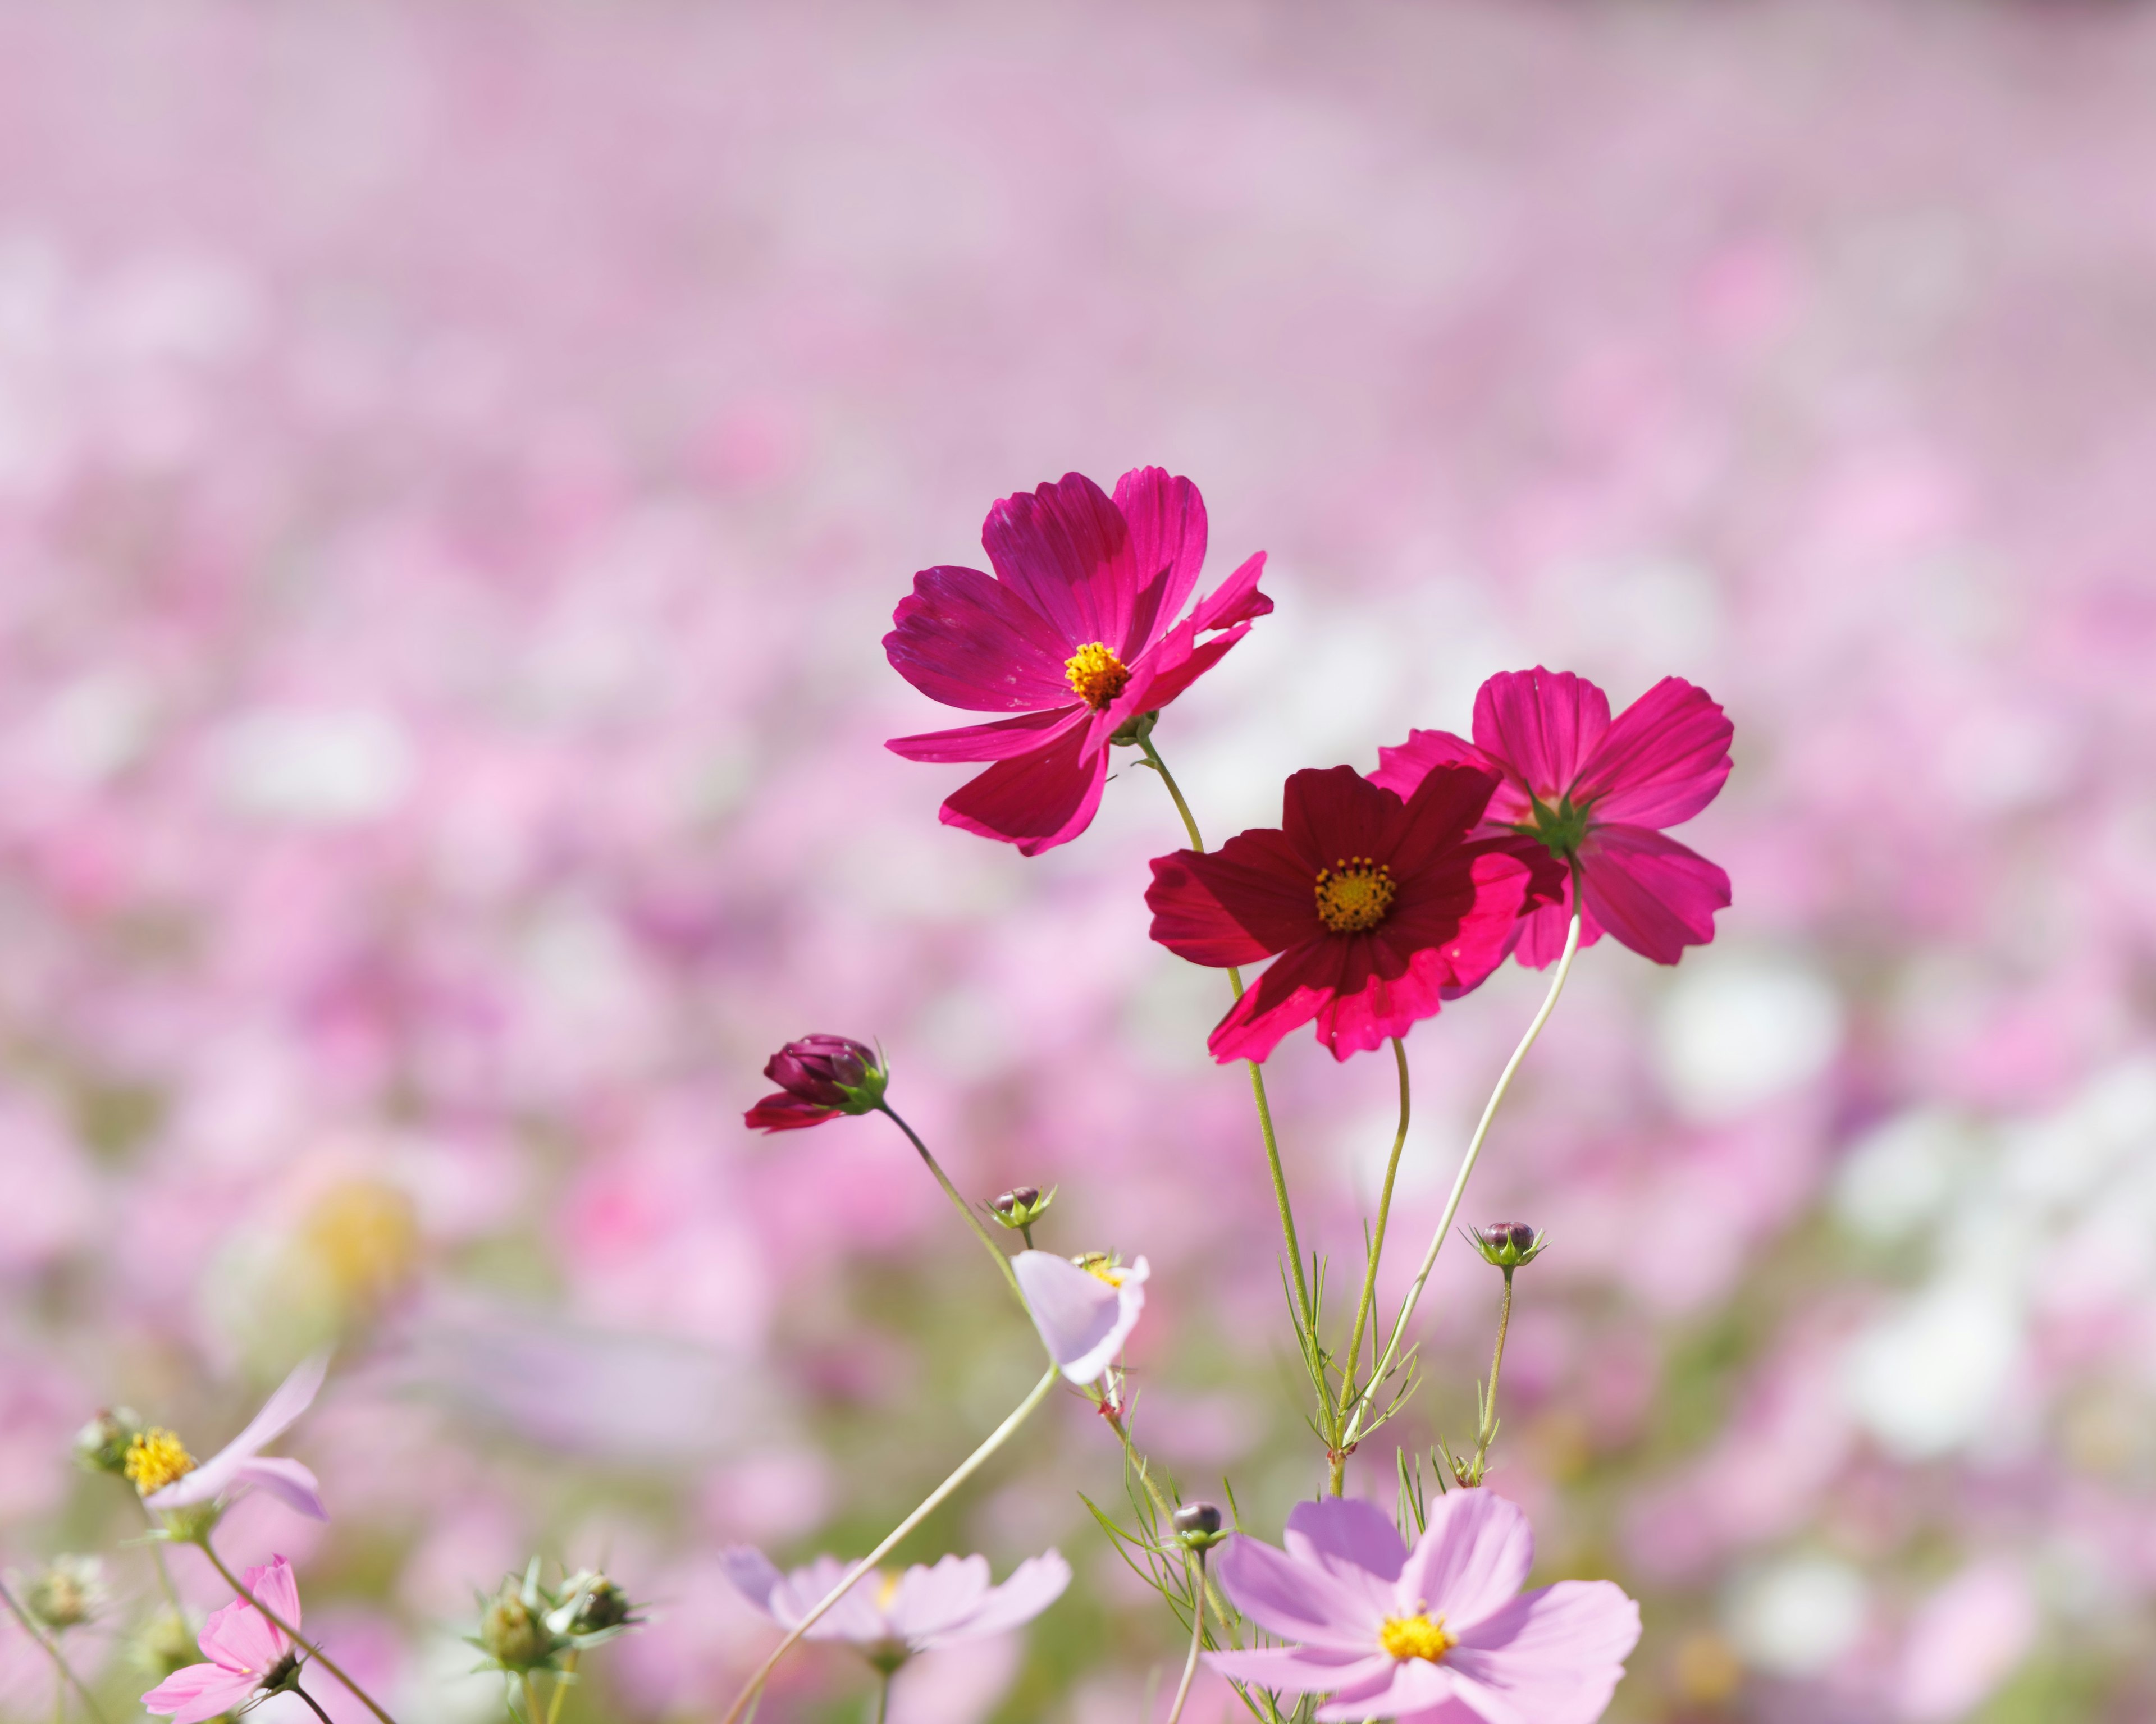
[744,1035,888,1132]
[1171,1501,1227,1552]
[23,1557,103,1632]
[989,1185,1056,1232]
[1471,1221,1545,1270]
[74,1407,144,1476]
[570,1575,632,1634]
[130,1607,200,1682]
[479,1581,558,1671]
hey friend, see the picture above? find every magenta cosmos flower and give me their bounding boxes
[721,1548,1070,1666]
[132,1353,330,1522]
[1373,669,1732,967]
[1012,1250,1149,1384]
[1207,1492,1639,1723]
[884,467,1271,854]
[1146,764,1562,1063]
[142,1556,305,1722]
[743,1035,889,1132]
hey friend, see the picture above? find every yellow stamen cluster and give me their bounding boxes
[123,1429,197,1496]
[1076,1251,1130,1287]
[1314,857,1396,933]
[1378,1611,1456,1662]
[1063,641,1131,710]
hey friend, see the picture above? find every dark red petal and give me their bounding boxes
[744,1094,841,1132]
[981,473,1136,655]
[1280,766,1406,873]
[886,705,1087,763]
[1205,939,1350,1064]
[1187,550,1272,632]
[884,565,1075,712]
[1148,829,1323,966]
[1385,762,1501,881]
[1311,942,1456,1060]
[1470,669,1613,802]
[1572,676,1733,829]
[1113,467,1209,656]
[938,719,1110,855]
[1371,727,1531,825]
[1577,825,1730,963]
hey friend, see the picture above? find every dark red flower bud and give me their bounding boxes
[743,1035,888,1132]
[1471,1221,1545,1270]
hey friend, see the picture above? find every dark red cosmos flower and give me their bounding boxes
[744,1035,888,1132]
[884,468,1271,855]
[1372,669,1732,967]
[1146,764,1563,1063]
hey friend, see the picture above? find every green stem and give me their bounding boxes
[1135,735,1315,1340]
[133,1497,186,1611]
[1100,1406,1236,1629]
[718,1364,1061,1724]
[873,1671,892,1724]
[295,1685,336,1724]
[1331,1037,1411,1493]
[1341,897,1582,1451]
[0,1579,109,1724]
[876,1103,1024,1306]
[522,1672,545,1724]
[1164,1551,1207,1724]
[545,1652,578,1724]
[200,1539,399,1724]
[1468,1269,1515,1484]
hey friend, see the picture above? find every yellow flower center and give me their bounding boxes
[1314,857,1396,933]
[1378,1611,1456,1662]
[1064,641,1131,710]
[1076,1251,1130,1287]
[124,1429,197,1496]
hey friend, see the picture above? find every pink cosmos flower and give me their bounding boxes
[720,1548,1070,1663]
[144,1354,330,1522]
[1011,1250,1149,1384]
[743,1035,889,1132]
[141,1556,304,1723]
[1205,1490,1639,1723]
[884,468,1271,854]
[1372,669,1732,967]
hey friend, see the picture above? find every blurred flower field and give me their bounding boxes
[2,2,2156,1720]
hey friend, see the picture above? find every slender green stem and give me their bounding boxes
[719,1364,1061,1724]
[1331,1037,1412,1493]
[877,1103,1024,1306]
[545,1652,578,1724]
[0,1580,109,1724]
[1164,1552,1208,1724]
[1341,898,1582,1450]
[133,1497,186,1611]
[1100,1406,1236,1629]
[873,1672,893,1724]
[522,1673,546,1724]
[199,1539,399,1724]
[295,1685,336,1724]
[1468,1269,1516,1484]
[1136,735,1315,1336]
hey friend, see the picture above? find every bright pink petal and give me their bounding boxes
[884,565,1076,711]
[1572,676,1732,828]
[1188,549,1272,632]
[1207,1646,1390,1694]
[938,719,1109,855]
[1577,826,1730,963]
[1148,829,1325,967]
[1205,938,1350,1064]
[883,1554,990,1643]
[926,1550,1072,1644]
[234,1457,327,1521]
[1388,1700,1488,1724]
[198,1599,284,1679]
[1398,1490,1533,1635]
[1315,1657,1460,1721]
[1212,1531,1388,1650]
[981,473,1136,655]
[1470,670,1612,802]
[886,705,1086,763]
[1284,1497,1409,1585]
[242,1555,302,1641]
[1307,940,1449,1062]
[1507,886,1603,969]
[1111,615,1249,721]
[1113,467,1209,655]
[743,1093,841,1132]
[1372,729,1529,826]
[142,1662,262,1724]
[1447,1579,1642,1724]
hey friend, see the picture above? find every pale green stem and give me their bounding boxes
[1341,899,1582,1450]
[200,1539,399,1724]
[873,1671,893,1724]
[295,1684,336,1724]
[877,1103,1025,1306]
[1164,1552,1208,1724]
[1331,1037,1411,1493]
[133,1496,186,1611]
[545,1652,578,1724]
[0,1579,109,1724]
[1468,1269,1516,1484]
[522,1673,545,1724]
[1135,735,1315,1339]
[718,1364,1061,1724]
[1101,1405,1236,1629]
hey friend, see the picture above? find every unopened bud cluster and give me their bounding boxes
[471,1560,644,1676]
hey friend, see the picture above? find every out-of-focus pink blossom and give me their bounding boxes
[719,1547,1070,1658]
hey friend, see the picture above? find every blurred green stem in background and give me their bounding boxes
[198,1538,399,1724]
[0,1578,107,1724]
[1330,1037,1412,1496]
[876,1103,1026,1306]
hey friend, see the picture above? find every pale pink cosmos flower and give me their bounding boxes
[141,1556,304,1723]
[1206,1490,1639,1723]
[1011,1251,1148,1385]
[145,1353,330,1522]
[719,1548,1070,1663]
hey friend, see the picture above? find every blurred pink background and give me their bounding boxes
[2,2,2154,1720]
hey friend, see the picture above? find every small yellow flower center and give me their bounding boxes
[875,1570,901,1609]
[1314,857,1396,933]
[1378,1611,1456,1662]
[123,1429,197,1496]
[1064,641,1131,710]
[1076,1251,1130,1287]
